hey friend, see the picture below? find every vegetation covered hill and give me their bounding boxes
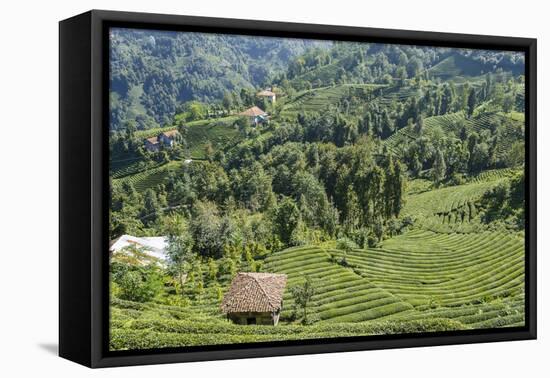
[110,29,524,131]
[108,31,527,351]
[110,28,330,129]
[110,168,524,350]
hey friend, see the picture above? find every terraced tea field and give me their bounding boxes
[428,54,487,80]
[283,84,384,114]
[402,168,523,233]
[111,221,524,350]
[110,116,243,192]
[111,160,183,193]
[110,297,464,350]
[375,85,421,106]
[110,173,524,351]
[384,111,524,160]
[403,179,498,232]
[264,245,414,322]
[263,222,523,324]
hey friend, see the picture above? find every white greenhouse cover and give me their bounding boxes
[109,234,168,261]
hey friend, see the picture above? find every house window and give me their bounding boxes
[246,317,256,325]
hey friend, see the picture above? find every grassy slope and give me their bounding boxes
[428,54,487,80]
[110,67,525,347]
[112,116,241,192]
[111,168,524,350]
[111,160,183,193]
[282,84,385,114]
[384,111,524,159]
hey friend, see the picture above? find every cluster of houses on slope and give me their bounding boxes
[110,234,288,326]
[142,89,276,152]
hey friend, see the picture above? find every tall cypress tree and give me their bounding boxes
[433,148,447,184]
[467,88,477,118]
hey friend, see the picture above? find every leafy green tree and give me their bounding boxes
[412,153,423,176]
[485,73,494,100]
[124,120,137,140]
[440,84,455,114]
[222,92,234,111]
[231,162,275,212]
[461,83,470,112]
[414,115,424,135]
[398,52,408,66]
[433,148,447,184]
[272,197,301,246]
[191,201,233,258]
[114,266,163,303]
[164,215,195,295]
[177,122,189,139]
[390,159,405,216]
[470,142,490,173]
[336,237,357,253]
[505,141,525,167]
[182,101,207,121]
[290,276,316,324]
[396,66,408,86]
[467,88,477,118]
[503,94,515,113]
[407,56,423,78]
[140,189,161,226]
[344,185,360,231]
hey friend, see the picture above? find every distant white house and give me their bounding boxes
[257,89,276,103]
[109,234,169,263]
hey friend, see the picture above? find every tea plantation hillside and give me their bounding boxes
[111,116,248,193]
[110,168,524,350]
[108,34,526,352]
[384,111,524,160]
[281,84,385,114]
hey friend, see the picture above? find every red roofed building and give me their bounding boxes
[144,129,179,152]
[144,136,160,152]
[238,106,268,126]
[257,89,276,103]
[221,272,287,325]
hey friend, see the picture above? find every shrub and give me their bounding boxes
[116,269,164,303]
[336,237,358,253]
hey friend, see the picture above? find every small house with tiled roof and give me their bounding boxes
[238,106,268,126]
[159,129,179,146]
[221,272,287,325]
[144,129,179,152]
[257,89,276,103]
[144,136,161,152]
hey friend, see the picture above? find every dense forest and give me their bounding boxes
[108,30,526,350]
[110,28,330,129]
[110,28,523,129]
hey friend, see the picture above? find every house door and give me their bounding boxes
[246,317,256,325]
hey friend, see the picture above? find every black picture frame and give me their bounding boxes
[59,9,537,368]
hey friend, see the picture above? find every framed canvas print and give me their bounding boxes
[59,10,536,368]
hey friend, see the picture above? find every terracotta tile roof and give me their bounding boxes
[161,129,179,138]
[221,272,287,313]
[257,90,276,97]
[238,106,267,117]
[145,136,159,144]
